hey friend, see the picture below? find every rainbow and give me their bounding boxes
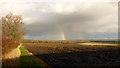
[61,32,66,40]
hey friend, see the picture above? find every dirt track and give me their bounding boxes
[23,43,120,67]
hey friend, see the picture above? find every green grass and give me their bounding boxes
[19,46,41,68]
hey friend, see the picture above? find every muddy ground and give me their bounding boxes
[23,43,120,67]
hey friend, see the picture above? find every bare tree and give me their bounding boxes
[2,13,26,42]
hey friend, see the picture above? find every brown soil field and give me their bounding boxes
[23,43,120,67]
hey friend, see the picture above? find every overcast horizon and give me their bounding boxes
[0,0,118,40]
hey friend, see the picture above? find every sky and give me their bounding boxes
[0,0,119,40]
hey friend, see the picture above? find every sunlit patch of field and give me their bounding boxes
[22,40,120,67]
[78,42,119,46]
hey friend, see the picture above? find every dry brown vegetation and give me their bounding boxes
[1,13,26,67]
[2,13,26,42]
[2,39,20,67]
[2,39,19,55]
[23,42,120,67]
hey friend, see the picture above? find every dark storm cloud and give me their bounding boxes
[0,2,118,40]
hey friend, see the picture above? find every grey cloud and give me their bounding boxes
[0,2,118,40]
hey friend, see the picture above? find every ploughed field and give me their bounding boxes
[23,42,120,67]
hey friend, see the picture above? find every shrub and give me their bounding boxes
[2,38,19,55]
[2,13,26,43]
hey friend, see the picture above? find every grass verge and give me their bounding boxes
[19,46,41,68]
